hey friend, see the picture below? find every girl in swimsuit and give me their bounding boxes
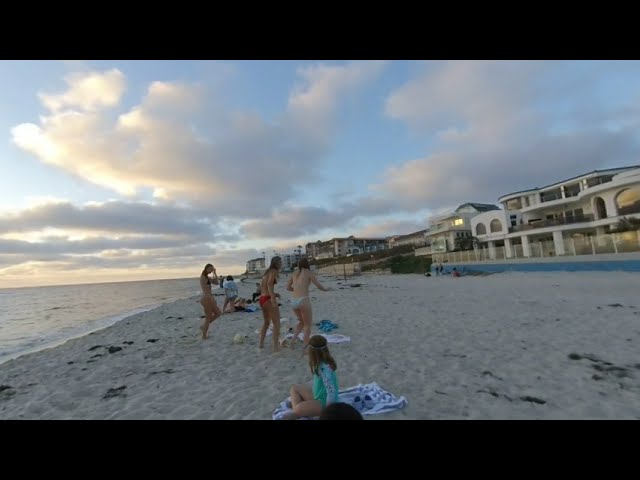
[200,263,221,340]
[258,256,283,353]
[286,258,331,350]
[285,335,339,419]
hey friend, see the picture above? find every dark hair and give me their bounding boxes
[319,403,363,420]
[298,258,310,270]
[263,256,282,277]
[226,275,233,281]
[202,263,213,276]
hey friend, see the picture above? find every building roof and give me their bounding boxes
[391,228,430,241]
[455,202,500,212]
[498,165,640,200]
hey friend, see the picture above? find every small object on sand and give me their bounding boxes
[165,316,174,319]
[123,341,134,345]
[88,345,103,352]
[103,386,127,399]
[568,353,582,360]
[232,334,245,345]
[108,346,122,354]
[607,303,624,308]
[147,339,159,343]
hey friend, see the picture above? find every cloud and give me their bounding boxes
[241,205,355,239]
[0,200,215,238]
[355,219,426,238]
[12,63,387,218]
[375,60,640,210]
[38,69,125,112]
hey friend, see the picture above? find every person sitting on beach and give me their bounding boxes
[286,258,332,350]
[226,297,248,312]
[199,263,221,340]
[319,402,363,420]
[222,275,239,314]
[284,335,339,419]
[259,256,283,353]
[452,267,461,278]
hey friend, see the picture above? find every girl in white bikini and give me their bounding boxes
[286,258,332,350]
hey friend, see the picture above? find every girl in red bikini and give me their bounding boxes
[259,256,282,353]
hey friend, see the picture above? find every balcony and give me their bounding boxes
[508,214,595,233]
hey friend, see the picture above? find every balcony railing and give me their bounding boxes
[424,230,640,265]
[539,192,563,203]
[508,214,595,233]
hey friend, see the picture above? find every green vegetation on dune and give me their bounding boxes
[361,255,432,274]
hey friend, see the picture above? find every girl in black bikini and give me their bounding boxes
[200,263,221,340]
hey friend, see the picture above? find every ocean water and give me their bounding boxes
[0,278,201,364]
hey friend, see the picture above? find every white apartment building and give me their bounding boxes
[424,203,500,253]
[470,166,640,259]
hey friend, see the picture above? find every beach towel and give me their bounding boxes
[272,382,407,420]
[315,319,339,332]
[244,305,258,312]
[255,329,350,345]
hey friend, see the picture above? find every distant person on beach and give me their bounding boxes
[452,268,461,278]
[286,258,332,350]
[320,402,363,420]
[200,264,221,340]
[222,275,238,315]
[259,256,283,353]
[284,335,339,419]
[252,283,261,302]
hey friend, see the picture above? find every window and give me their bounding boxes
[615,187,640,215]
[453,218,464,226]
[490,219,502,233]
[505,198,522,210]
[476,223,487,235]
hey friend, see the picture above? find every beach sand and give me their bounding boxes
[1,272,640,419]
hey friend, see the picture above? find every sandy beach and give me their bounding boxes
[1,272,640,420]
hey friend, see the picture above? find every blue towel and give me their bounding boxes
[272,382,407,420]
[315,319,338,332]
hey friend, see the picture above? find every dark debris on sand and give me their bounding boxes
[103,386,127,399]
[88,345,103,351]
[108,346,122,354]
[147,339,159,343]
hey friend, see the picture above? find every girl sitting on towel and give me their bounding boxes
[285,335,339,419]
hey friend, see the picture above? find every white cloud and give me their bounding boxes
[38,68,125,112]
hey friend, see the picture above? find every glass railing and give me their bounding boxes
[423,231,640,264]
[508,214,595,233]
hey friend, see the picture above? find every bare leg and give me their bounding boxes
[287,384,322,419]
[221,298,230,315]
[259,303,270,349]
[290,384,314,408]
[290,307,304,349]
[271,303,281,353]
[200,298,213,339]
[299,299,313,349]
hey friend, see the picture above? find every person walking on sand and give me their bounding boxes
[221,275,238,314]
[258,256,283,353]
[286,258,332,350]
[200,263,221,340]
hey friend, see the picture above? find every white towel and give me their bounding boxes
[255,330,351,345]
[272,382,407,420]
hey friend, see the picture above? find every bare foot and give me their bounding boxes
[281,411,297,420]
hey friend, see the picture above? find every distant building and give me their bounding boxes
[246,257,266,274]
[425,203,500,253]
[471,166,640,259]
[305,236,388,260]
[388,229,430,249]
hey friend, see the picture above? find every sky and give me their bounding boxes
[1,60,640,287]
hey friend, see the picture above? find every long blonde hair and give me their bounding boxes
[308,335,337,375]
